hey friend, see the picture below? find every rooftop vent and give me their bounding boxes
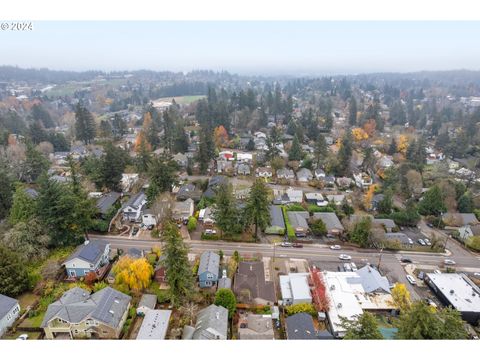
[337,303,342,309]
[109,310,115,315]
[330,285,336,291]
[450,290,455,294]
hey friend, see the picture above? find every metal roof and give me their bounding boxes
[0,294,18,320]
[198,251,220,277]
[136,310,171,340]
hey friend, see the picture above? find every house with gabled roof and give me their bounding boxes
[63,240,110,278]
[0,294,20,337]
[182,304,228,340]
[122,191,147,222]
[198,251,220,288]
[41,286,131,339]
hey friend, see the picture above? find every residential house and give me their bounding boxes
[354,172,373,190]
[173,153,188,168]
[199,207,215,228]
[236,163,251,176]
[0,294,20,337]
[265,205,286,235]
[326,194,345,206]
[280,273,312,305]
[314,168,326,179]
[233,261,276,305]
[198,251,220,288]
[442,213,479,228]
[122,192,147,222]
[371,194,385,211]
[287,211,310,237]
[296,168,313,182]
[277,168,295,180]
[373,218,396,233]
[218,150,234,161]
[176,183,202,202]
[312,212,344,236]
[458,224,480,244]
[142,210,157,227]
[236,153,253,163]
[63,240,110,278]
[285,313,317,340]
[182,304,228,340]
[137,294,157,316]
[238,313,274,340]
[204,176,228,199]
[304,192,329,207]
[136,310,171,340]
[323,175,336,188]
[172,198,194,221]
[41,287,131,339]
[286,188,303,203]
[217,160,233,174]
[256,166,273,179]
[96,192,121,218]
[336,177,353,189]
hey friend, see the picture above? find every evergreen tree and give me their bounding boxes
[22,142,49,183]
[243,180,270,240]
[74,103,96,145]
[99,120,112,138]
[388,138,397,155]
[31,104,55,128]
[147,154,178,202]
[28,120,48,144]
[112,113,128,139]
[214,183,242,237]
[136,136,152,174]
[336,131,353,176]
[348,96,357,126]
[0,161,13,220]
[418,185,446,216]
[173,122,189,154]
[162,221,194,306]
[100,142,129,191]
[8,184,36,225]
[457,192,474,213]
[0,245,31,297]
[377,189,393,215]
[314,134,328,167]
[289,135,304,161]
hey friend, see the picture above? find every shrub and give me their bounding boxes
[285,303,317,317]
[310,218,327,236]
[151,228,160,238]
[187,216,197,232]
[286,204,306,212]
[282,206,296,240]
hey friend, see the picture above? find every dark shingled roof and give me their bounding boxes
[285,312,317,340]
[65,240,108,265]
[233,261,276,303]
[96,192,121,215]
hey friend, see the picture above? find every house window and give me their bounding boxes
[206,273,214,280]
[205,281,211,286]
[84,270,90,275]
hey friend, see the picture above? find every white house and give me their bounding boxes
[286,188,303,203]
[142,211,157,227]
[279,273,312,305]
[122,192,147,222]
[256,167,273,178]
[0,294,20,337]
[353,172,373,190]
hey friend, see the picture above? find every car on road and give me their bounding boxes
[330,245,341,250]
[292,243,303,248]
[339,254,352,261]
[406,274,416,285]
[418,239,426,246]
[474,272,480,277]
[280,242,293,247]
[400,257,412,263]
[444,259,456,265]
[16,334,28,340]
[350,262,358,271]
[424,238,432,246]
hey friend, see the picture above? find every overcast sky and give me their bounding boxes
[1,21,480,75]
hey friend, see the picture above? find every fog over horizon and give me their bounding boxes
[1,21,480,76]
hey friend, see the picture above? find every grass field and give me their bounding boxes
[155,95,206,105]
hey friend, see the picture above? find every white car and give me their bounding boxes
[424,238,432,246]
[280,242,293,247]
[350,262,358,271]
[406,275,416,285]
[418,239,426,246]
[444,259,456,265]
[204,229,217,235]
[16,334,28,340]
[407,238,414,245]
[330,245,341,250]
[339,254,352,261]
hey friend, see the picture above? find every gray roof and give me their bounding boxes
[217,277,232,290]
[287,211,310,230]
[136,310,172,340]
[297,168,313,178]
[198,251,220,277]
[285,313,317,340]
[65,240,108,265]
[41,286,131,328]
[443,213,479,226]
[124,192,146,210]
[269,205,285,228]
[354,265,391,293]
[312,212,344,231]
[138,294,157,310]
[0,294,18,320]
[233,261,276,303]
[373,218,396,229]
[191,304,228,340]
[384,232,410,244]
[96,192,121,215]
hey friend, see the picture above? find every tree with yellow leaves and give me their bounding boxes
[214,125,229,148]
[397,135,409,155]
[390,283,412,311]
[134,131,151,153]
[113,256,154,292]
[352,127,369,142]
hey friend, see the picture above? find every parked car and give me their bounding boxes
[292,243,303,248]
[444,259,456,265]
[330,245,341,250]
[406,275,416,285]
[400,257,412,263]
[343,263,352,272]
[204,229,217,235]
[147,224,154,230]
[132,227,139,236]
[350,262,358,271]
[339,254,352,261]
[425,298,438,308]
[418,239,426,246]
[424,238,432,246]
[183,218,189,225]
[280,242,293,247]
[407,237,414,245]
[16,334,28,340]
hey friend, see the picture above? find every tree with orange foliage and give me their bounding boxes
[134,131,151,153]
[112,256,154,292]
[214,125,229,148]
[364,184,377,210]
[397,135,409,155]
[363,119,376,137]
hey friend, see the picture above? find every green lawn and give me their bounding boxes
[155,95,206,105]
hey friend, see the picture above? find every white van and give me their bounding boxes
[406,275,416,285]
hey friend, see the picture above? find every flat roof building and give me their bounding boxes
[136,310,172,340]
[279,273,312,306]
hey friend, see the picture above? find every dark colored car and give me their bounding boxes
[292,243,303,248]
[400,257,412,263]
[427,223,434,228]
[132,227,139,236]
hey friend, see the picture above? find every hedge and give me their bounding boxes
[282,206,296,240]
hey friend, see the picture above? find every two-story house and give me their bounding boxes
[198,251,220,288]
[122,192,147,222]
[62,240,110,278]
[0,294,20,337]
